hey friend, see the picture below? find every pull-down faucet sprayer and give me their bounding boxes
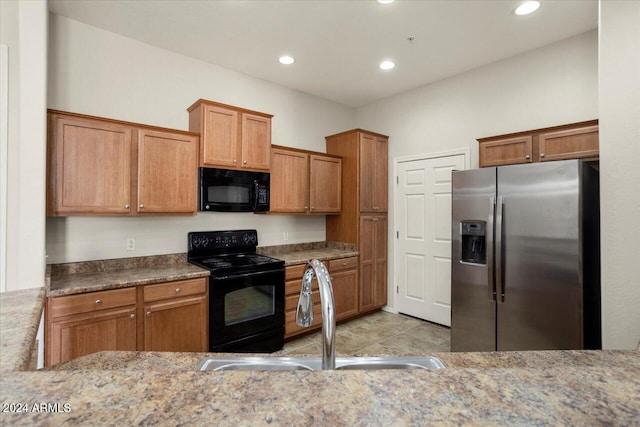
[296,259,336,370]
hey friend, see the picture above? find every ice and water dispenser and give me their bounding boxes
[460,221,487,265]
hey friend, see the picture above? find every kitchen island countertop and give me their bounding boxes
[1,349,638,425]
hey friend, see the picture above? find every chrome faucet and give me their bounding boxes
[296,259,336,370]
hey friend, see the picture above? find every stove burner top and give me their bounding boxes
[198,254,281,269]
[187,230,284,277]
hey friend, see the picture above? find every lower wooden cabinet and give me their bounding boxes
[359,216,388,313]
[48,305,137,367]
[46,278,208,366]
[142,279,208,352]
[284,257,358,339]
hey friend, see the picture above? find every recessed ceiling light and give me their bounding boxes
[377,0,394,4]
[278,55,295,65]
[514,1,541,16]
[379,60,395,70]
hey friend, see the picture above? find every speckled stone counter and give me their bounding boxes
[48,253,210,297]
[0,287,45,372]
[258,241,359,266]
[1,350,639,425]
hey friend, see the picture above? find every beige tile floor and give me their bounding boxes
[276,311,450,356]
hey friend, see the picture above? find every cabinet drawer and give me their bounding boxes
[329,257,358,272]
[285,290,320,311]
[143,278,207,303]
[285,264,306,281]
[49,287,137,319]
[285,277,319,297]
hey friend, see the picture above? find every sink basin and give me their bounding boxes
[197,356,445,372]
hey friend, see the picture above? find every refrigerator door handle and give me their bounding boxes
[487,196,496,301]
[495,196,505,303]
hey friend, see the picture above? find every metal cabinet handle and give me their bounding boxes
[130,314,136,320]
[175,288,181,294]
[311,206,315,210]
[304,206,309,210]
[243,160,247,164]
[95,299,102,305]
[124,204,130,209]
[139,204,144,209]
[540,153,545,158]
[233,159,237,164]
[525,155,530,160]
[146,311,152,317]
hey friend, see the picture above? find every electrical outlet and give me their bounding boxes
[126,238,136,251]
[283,232,289,241]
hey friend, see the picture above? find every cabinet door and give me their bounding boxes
[309,155,342,214]
[49,115,132,215]
[144,295,208,352]
[331,268,358,321]
[479,136,533,167]
[359,216,388,312]
[201,104,239,168]
[270,149,309,213]
[48,306,136,366]
[359,134,388,213]
[538,125,598,162]
[137,129,198,214]
[241,113,271,171]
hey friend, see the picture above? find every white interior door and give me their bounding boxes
[395,153,466,326]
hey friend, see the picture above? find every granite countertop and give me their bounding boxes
[48,253,210,297]
[0,287,45,372]
[258,241,359,266]
[0,350,638,425]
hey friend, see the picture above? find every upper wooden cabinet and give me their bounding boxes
[478,120,598,168]
[47,110,199,216]
[270,145,342,215]
[359,133,388,213]
[137,129,198,214]
[188,99,272,171]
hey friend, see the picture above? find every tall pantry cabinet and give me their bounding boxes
[326,129,389,313]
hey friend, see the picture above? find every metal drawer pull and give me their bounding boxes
[525,155,530,159]
[540,153,545,158]
[130,314,136,319]
[146,311,152,317]
[95,299,102,305]
[124,204,130,209]
[139,204,145,208]
[243,160,247,164]
[175,288,181,294]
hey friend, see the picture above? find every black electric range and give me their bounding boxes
[187,230,285,353]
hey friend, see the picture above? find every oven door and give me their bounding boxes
[209,268,284,351]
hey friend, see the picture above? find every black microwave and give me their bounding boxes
[199,167,270,212]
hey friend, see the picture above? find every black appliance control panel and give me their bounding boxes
[188,230,258,257]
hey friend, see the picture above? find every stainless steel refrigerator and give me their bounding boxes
[451,159,600,352]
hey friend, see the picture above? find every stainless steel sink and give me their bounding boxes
[198,356,445,372]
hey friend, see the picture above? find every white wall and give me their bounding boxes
[355,31,598,310]
[46,14,355,264]
[599,0,640,350]
[0,0,47,291]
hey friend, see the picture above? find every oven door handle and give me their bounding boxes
[210,268,283,281]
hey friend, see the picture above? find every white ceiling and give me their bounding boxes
[48,0,598,108]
